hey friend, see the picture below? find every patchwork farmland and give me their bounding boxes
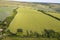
[0,1,60,40]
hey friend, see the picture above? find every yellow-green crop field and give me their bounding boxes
[8,7,60,34]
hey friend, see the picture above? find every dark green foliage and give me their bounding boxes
[29,31,34,37]
[7,30,11,34]
[34,32,40,37]
[0,7,18,37]
[0,21,1,22]
[7,30,17,36]
[1,7,18,27]
[42,29,60,38]
[25,30,40,38]
[42,29,55,38]
[12,7,18,16]
[26,30,30,37]
[2,24,6,26]
[17,29,23,32]
[2,29,60,39]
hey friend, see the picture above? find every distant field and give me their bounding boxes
[0,6,16,21]
[8,7,60,34]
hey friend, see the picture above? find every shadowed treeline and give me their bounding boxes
[4,29,60,40]
[38,10,60,21]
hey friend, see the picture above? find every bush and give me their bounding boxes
[17,29,23,32]
[7,30,17,36]
[42,29,60,38]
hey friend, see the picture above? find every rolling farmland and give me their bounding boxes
[8,7,60,34]
[0,1,60,40]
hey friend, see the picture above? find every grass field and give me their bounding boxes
[8,7,60,34]
[0,6,17,21]
[3,37,58,40]
[2,36,58,40]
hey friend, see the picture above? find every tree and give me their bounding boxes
[43,29,56,38]
[17,29,23,32]
[17,29,23,36]
[34,32,40,37]
[7,30,16,36]
[42,29,60,38]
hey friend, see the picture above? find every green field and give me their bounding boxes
[8,7,60,34]
[0,6,16,21]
